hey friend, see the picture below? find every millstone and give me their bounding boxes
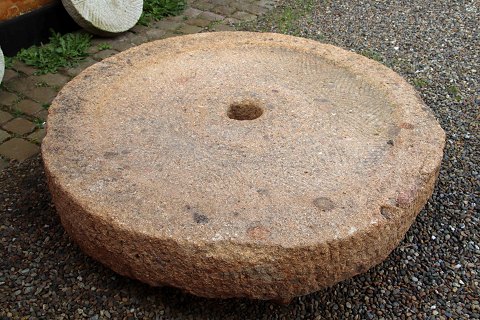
[42,32,445,302]
[61,0,143,36]
[0,46,4,84]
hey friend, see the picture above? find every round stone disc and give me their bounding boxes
[61,0,143,36]
[0,47,4,84]
[42,32,445,302]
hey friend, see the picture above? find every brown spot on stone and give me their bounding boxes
[247,225,270,240]
[400,122,415,129]
[396,191,415,208]
[313,197,335,211]
[193,212,209,224]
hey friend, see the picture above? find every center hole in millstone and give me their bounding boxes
[227,100,263,121]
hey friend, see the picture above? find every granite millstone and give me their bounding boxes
[42,32,446,302]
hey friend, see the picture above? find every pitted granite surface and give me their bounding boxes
[42,32,445,302]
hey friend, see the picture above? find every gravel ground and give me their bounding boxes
[1,1,479,319]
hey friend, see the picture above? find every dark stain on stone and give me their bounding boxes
[380,206,393,220]
[104,151,118,159]
[313,197,336,211]
[193,212,209,224]
[257,188,269,196]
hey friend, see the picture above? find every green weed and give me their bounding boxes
[97,43,112,51]
[16,31,91,74]
[447,85,461,101]
[33,118,45,129]
[413,78,429,88]
[360,49,383,62]
[4,56,13,69]
[138,0,187,26]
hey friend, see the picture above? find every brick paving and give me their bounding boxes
[0,0,278,170]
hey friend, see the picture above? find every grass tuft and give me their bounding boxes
[16,31,91,74]
[138,0,187,26]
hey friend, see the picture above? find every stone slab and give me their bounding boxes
[0,110,13,124]
[0,129,10,143]
[2,118,35,135]
[0,138,39,161]
[16,99,43,116]
[42,32,445,302]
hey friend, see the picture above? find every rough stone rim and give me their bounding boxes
[42,32,446,301]
[61,0,143,36]
[0,46,4,84]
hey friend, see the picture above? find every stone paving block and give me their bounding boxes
[233,2,268,15]
[257,0,277,9]
[2,118,36,135]
[232,11,257,21]
[198,11,225,21]
[0,138,39,162]
[34,110,49,122]
[61,58,98,77]
[0,129,10,143]
[93,49,119,61]
[184,7,203,18]
[0,90,18,106]
[107,33,149,52]
[155,20,183,31]
[2,69,19,83]
[164,15,186,22]
[145,29,168,41]
[179,24,204,34]
[208,0,229,5]
[211,5,237,16]
[130,25,150,35]
[34,73,71,88]
[125,33,149,46]
[0,110,13,124]
[28,129,46,143]
[185,18,211,28]
[192,2,215,11]
[211,24,236,32]
[27,87,58,104]
[3,76,37,94]
[109,40,135,52]
[11,60,37,75]
[15,99,43,116]
[224,17,241,25]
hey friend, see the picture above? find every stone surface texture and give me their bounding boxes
[42,32,446,302]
